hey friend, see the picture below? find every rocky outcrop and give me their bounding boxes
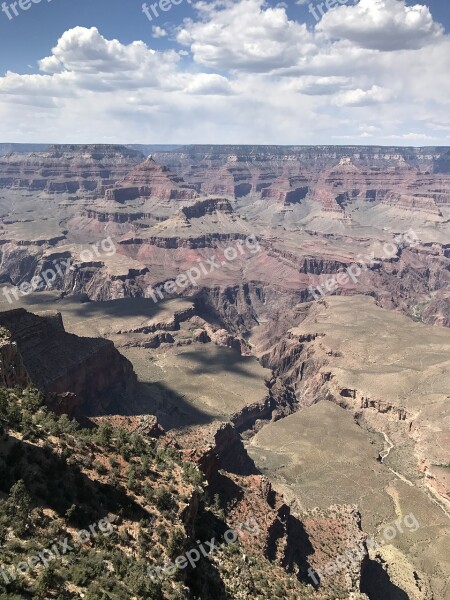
[119,231,256,250]
[0,326,30,388]
[361,549,433,600]
[181,197,233,219]
[422,297,450,326]
[177,420,257,480]
[212,422,258,475]
[0,308,137,416]
[91,414,164,438]
[105,157,197,202]
[80,209,167,224]
[381,191,443,215]
[261,179,309,205]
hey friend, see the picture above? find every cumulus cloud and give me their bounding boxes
[0,71,76,98]
[35,26,181,93]
[152,26,168,39]
[318,0,444,51]
[334,85,395,107]
[38,27,163,74]
[176,0,315,71]
[185,73,234,95]
[0,25,238,100]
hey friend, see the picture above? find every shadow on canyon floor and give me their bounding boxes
[176,348,263,380]
[360,556,409,600]
[16,293,180,328]
[117,381,217,430]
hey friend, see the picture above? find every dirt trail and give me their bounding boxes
[380,431,394,462]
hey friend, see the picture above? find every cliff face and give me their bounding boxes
[0,326,30,388]
[154,145,450,213]
[181,197,233,219]
[2,144,450,212]
[0,145,144,196]
[156,145,450,174]
[0,308,137,416]
[257,297,450,516]
[0,144,448,598]
[105,157,198,202]
[177,419,369,599]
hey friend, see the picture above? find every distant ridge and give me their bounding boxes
[126,144,184,154]
[2,143,450,157]
[0,143,184,156]
[0,143,51,155]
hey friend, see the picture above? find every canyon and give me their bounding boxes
[0,143,449,599]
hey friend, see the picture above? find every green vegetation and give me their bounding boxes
[0,386,319,599]
[0,386,193,598]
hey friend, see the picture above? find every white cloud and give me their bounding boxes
[318,0,444,51]
[185,73,234,95]
[388,132,436,141]
[176,0,315,72]
[293,75,352,96]
[152,26,168,39]
[35,27,181,93]
[38,27,161,74]
[334,84,394,107]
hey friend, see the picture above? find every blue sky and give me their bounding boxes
[0,0,449,144]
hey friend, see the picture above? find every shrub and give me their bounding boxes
[97,422,113,446]
[167,528,187,559]
[7,480,32,536]
[155,488,174,513]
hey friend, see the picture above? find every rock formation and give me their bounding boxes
[0,308,137,416]
[105,157,197,202]
[0,144,144,196]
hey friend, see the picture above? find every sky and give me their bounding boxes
[0,0,449,145]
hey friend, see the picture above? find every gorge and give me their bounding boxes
[0,143,449,600]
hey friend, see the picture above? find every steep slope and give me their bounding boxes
[0,383,368,599]
[0,308,137,416]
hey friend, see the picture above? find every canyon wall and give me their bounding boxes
[0,308,137,416]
